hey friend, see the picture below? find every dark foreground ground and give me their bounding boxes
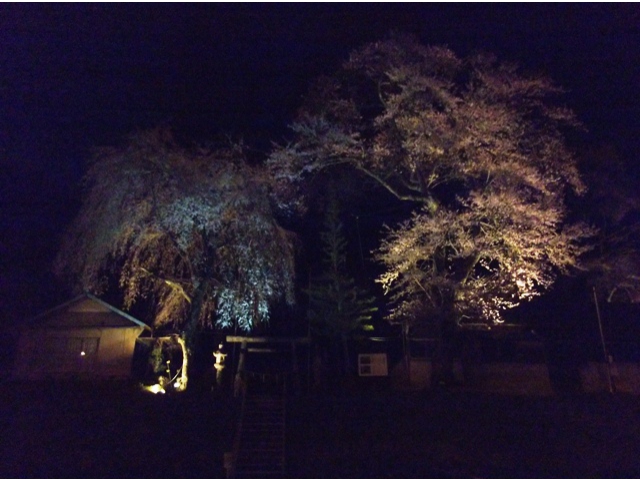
[1,380,639,478]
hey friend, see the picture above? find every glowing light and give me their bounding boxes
[141,383,166,394]
[80,351,86,356]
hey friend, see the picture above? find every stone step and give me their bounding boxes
[232,392,286,478]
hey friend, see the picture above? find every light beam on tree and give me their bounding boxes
[269,37,594,331]
[56,129,296,390]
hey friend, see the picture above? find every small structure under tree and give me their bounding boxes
[13,293,151,380]
[226,336,310,396]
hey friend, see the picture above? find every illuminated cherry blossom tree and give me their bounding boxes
[269,37,593,334]
[56,129,295,389]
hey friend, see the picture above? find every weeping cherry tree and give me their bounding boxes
[56,130,295,390]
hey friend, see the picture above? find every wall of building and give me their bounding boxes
[13,327,143,380]
[392,357,554,395]
[580,362,640,394]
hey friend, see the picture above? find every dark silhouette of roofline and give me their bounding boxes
[25,291,151,331]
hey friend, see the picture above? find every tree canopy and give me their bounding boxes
[579,145,640,303]
[269,37,593,329]
[56,130,295,335]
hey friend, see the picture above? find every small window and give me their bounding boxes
[36,336,100,373]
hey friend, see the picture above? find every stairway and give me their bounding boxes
[232,388,286,478]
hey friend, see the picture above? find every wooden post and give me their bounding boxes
[234,340,247,397]
[402,321,410,384]
[307,315,312,395]
[291,341,300,395]
[291,342,298,373]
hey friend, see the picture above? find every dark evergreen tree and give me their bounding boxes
[306,197,377,375]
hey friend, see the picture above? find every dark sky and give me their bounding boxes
[1,4,639,321]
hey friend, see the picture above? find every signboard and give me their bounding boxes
[358,353,388,377]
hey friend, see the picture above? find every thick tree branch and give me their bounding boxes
[354,164,431,204]
[140,267,192,303]
[460,252,482,286]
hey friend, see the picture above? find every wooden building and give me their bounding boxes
[13,293,151,380]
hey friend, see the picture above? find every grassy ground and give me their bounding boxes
[287,388,640,478]
[2,379,640,478]
[0,381,236,478]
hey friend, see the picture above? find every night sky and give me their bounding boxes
[2,4,639,324]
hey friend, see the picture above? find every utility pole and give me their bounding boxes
[593,287,614,393]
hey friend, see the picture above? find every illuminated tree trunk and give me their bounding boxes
[175,280,208,392]
[175,335,189,392]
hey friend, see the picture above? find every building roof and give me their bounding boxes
[26,292,151,331]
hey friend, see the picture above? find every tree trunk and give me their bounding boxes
[402,320,410,379]
[431,314,445,387]
[175,335,189,392]
[431,298,456,388]
[175,281,208,392]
